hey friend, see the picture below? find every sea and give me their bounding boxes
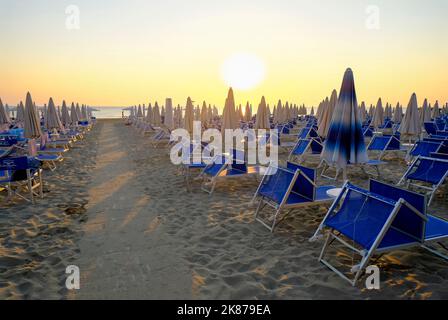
[91,107,128,119]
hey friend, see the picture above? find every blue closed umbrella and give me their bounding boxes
[321,68,368,174]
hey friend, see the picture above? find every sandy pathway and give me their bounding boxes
[74,121,191,299]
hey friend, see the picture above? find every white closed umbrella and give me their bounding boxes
[76,103,82,121]
[318,90,338,138]
[432,101,440,119]
[255,96,270,130]
[392,102,402,123]
[359,101,367,123]
[244,102,252,122]
[70,102,79,125]
[221,88,238,130]
[399,93,421,138]
[420,99,431,124]
[213,106,219,118]
[274,100,282,124]
[164,98,174,130]
[146,103,153,123]
[137,104,143,118]
[46,97,63,131]
[61,100,70,127]
[200,101,208,126]
[207,105,213,124]
[16,102,25,123]
[24,92,42,139]
[371,98,384,129]
[153,102,162,126]
[81,104,88,121]
[184,97,195,134]
[0,98,11,128]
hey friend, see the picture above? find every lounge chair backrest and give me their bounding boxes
[386,135,401,150]
[424,122,438,135]
[368,136,390,151]
[410,141,441,157]
[310,139,323,153]
[230,149,247,172]
[325,184,397,249]
[0,156,29,171]
[291,139,310,156]
[286,162,316,201]
[203,154,228,177]
[406,157,448,185]
[0,136,18,147]
[370,179,426,241]
[258,166,296,205]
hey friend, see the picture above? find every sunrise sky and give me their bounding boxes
[1,0,447,109]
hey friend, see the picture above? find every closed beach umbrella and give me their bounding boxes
[244,102,252,122]
[221,88,238,130]
[61,100,70,126]
[164,98,174,130]
[399,93,421,138]
[207,105,213,124]
[46,97,63,131]
[393,102,402,123]
[137,104,143,118]
[432,101,440,119]
[81,104,88,121]
[24,92,42,139]
[255,96,270,130]
[420,99,431,124]
[70,102,79,125]
[177,105,183,128]
[321,68,368,172]
[0,98,11,127]
[212,106,219,118]
[317,98,329,137]
[146,103,153,123]
[200,101,208,126]
[310,106,314,116]
[76,103,82,120]
[184,97,195,134]
[153,102,162,126]
[16,102,25,123]
[371,98,384,129]
[5,104,11,121]
[359,101,367,123]
[318,90,338,138]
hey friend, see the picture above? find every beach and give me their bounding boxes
[0,118,447,300]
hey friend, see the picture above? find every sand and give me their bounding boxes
[1,119,448,300]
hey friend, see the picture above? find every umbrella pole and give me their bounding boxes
[342,167,348,181]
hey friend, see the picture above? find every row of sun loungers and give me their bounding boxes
[133,114,448,286]
[0,123,91,203]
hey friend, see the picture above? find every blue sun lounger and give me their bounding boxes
[150,128,172,147]
[407,140,442,162]
[200,149,262,194]
[0,156,43,203]
[252,162,335,232]
[297,127,319,140]
[398,156,448,205]
[288,138,323,163]
[424,122,439,136]
[367,134,405,160]
[310,179,448,286]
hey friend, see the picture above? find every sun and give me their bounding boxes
[221,53,266,90]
